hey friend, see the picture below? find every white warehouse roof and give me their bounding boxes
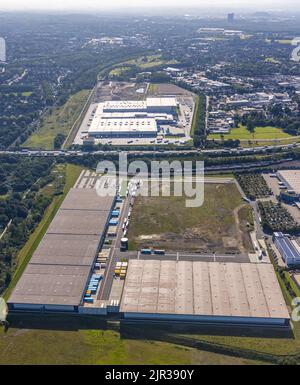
[102,100,147,111]
[102,97,177,112]
[89,118,157,134]
[146,97,177,108]
[277,170,300,195]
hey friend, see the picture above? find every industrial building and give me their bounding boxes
[87,97,177,139]
[120,260,290,327]
[8,188,116,312]
[102,98,177,114]
[277,170,300,198]
[273,232,300,267]
[88,118,158,138]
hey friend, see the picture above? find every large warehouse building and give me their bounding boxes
[120,260,290,327]
[8,188,116,312]
[277,170,300,198]
[102,98,177,114]
[88,118,158,138]
[273,232,300,267]
[87,97,177,138]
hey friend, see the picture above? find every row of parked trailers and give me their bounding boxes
[84,274,103,304]
[84,198,123,304]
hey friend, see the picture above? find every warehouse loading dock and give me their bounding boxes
[8,187,116,313]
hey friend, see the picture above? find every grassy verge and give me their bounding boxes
[63,88,95,149]
[208,125,293,141]
[191,94,200,137]
[0,315,266,364]
[3,164,82,301]
[23,90,91,150]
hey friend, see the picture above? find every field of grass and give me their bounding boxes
[191,94,200,137]
[3,164,83,301]
[109,66,131,76]
[148,83,159,94]
[265,57,281,64]
[186,319,300,359]
[238,137,300,148]
[0,314,267,365]
[23,90,90,150]
[123,54,178,70]
[208,125,292,141]
[128,182,252,253]
[277,39,293,45]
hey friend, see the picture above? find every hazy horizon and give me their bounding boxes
[0,0,300,13]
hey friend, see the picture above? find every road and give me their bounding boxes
[0,148,297,175]
[116,251,249,263]
[0,219,12,241]
[1,140,299,159]
[98,191,133,301]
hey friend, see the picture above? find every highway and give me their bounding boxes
[0,140,299,159]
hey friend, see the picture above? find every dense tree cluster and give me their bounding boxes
[0,157,56,293]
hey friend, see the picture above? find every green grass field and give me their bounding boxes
[109,66,132,77]
[186,321,300,358]
[23,90,90,150]
[118,54,178,70]
[265,57,281,64]
[238,137,300,148]
[3,164,83,301]
[0,315,267,365]
[191,94,200,136]
[208,125,292,141]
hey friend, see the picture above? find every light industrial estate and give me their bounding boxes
[74,82,195,146]
[87,97,177,139]
[7,171,291,331]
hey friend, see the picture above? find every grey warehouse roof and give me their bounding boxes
[30,234,100,266]
[8,265,91,306]
[120,260,290,320]
[60,188,115,211]
[8,186,115,308]
[47,209,109,236]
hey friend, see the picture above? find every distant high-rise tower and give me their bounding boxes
[0,38,6,62]
[227,13,235,23]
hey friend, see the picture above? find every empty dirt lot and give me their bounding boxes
[128,182,254,253]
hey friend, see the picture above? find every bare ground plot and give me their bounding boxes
[148,83,194,97]
[95,81,148,102]
[128,183,253,253]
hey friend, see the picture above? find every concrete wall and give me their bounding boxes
[123,312,289,326]
[10,303,75,312]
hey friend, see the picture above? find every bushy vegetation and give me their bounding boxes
[258,200,300,234]
[0,157,67,294]
[236,173,272,200]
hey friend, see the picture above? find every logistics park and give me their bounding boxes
[73,81,195,147]
[7,169,300,333]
